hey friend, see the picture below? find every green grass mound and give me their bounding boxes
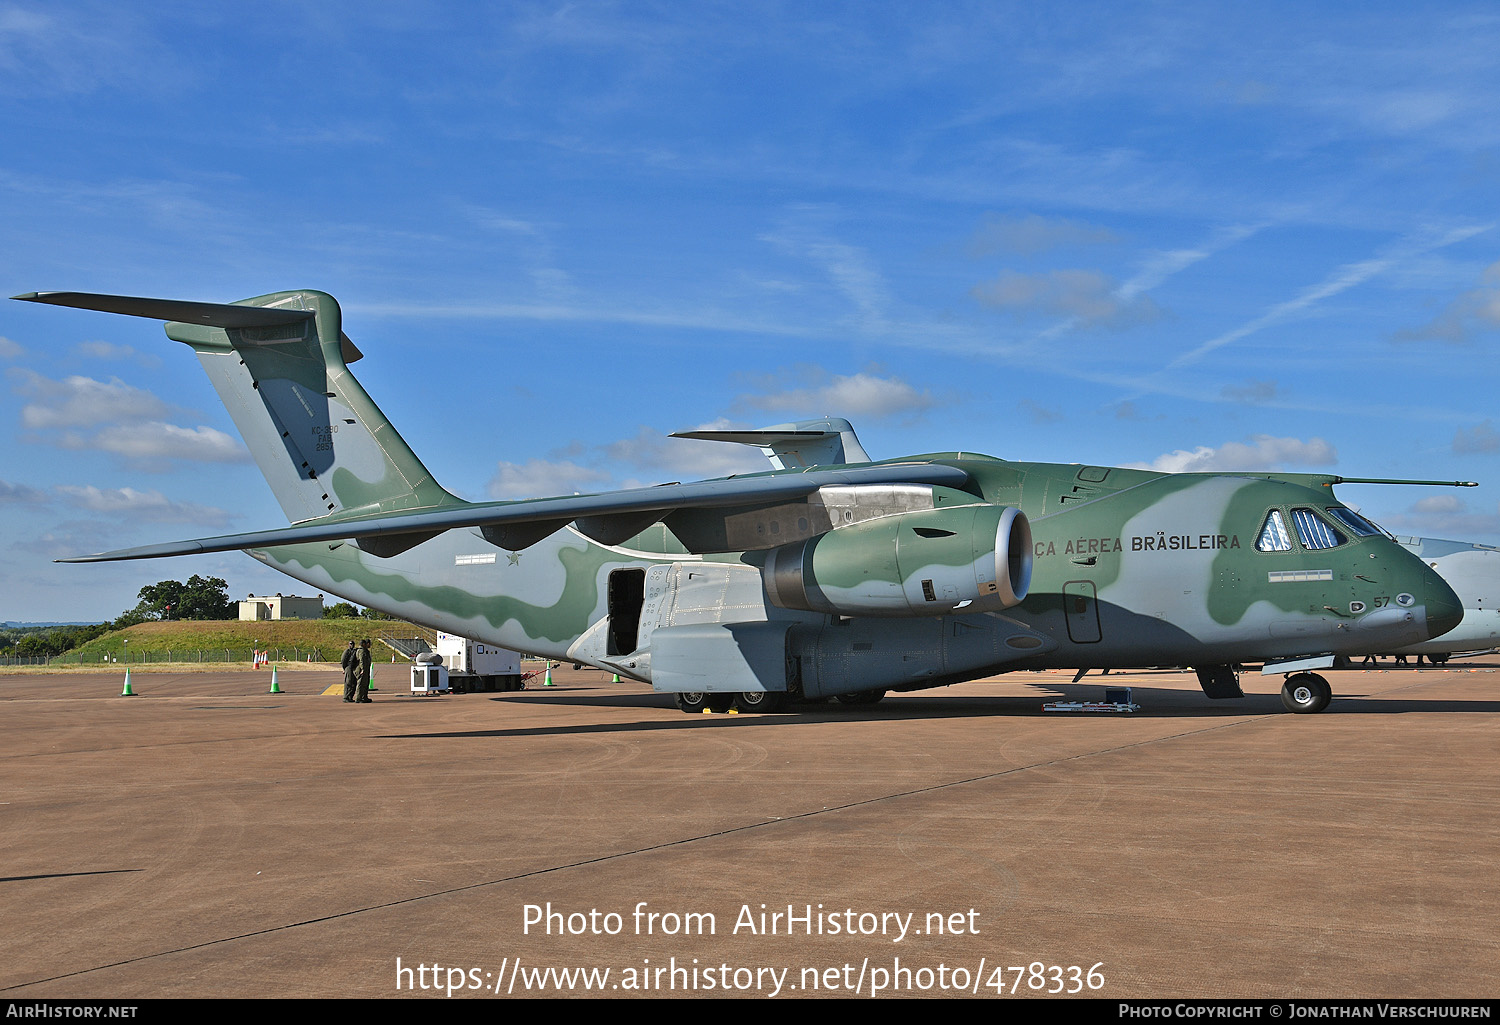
[58,619,434,665]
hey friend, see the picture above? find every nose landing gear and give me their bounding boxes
[1281,672,1332,713]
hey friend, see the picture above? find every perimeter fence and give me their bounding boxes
[4,647,342,666]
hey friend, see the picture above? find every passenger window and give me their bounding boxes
[1256,510,1293,552]
[1292,508,1344,550]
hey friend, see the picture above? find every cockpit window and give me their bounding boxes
[1326,506,1380,537]
[1292,508,1345,550]
[1256,510,1293,552]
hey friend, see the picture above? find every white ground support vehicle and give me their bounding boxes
[435,633,526,692]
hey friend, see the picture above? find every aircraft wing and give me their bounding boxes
[58,461,973,563]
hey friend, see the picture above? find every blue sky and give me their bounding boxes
[3,2,1498,622]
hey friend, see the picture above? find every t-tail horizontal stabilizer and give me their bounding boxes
[13,290,365,363]
[14,288,451,529]
[672,417,871,469]
[14,291,315,329]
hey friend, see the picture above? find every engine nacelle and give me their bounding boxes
[763,504,1031,617]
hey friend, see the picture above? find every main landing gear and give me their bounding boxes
[1280,672,1332,714]
[730,690,786,713]
[676,691,787,713]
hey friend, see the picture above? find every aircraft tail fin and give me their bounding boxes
[672,417,871,469]
[16,289,463,527]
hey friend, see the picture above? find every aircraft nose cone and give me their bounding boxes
[1423,575,1464,641]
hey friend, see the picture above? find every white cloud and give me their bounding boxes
[1454,420,1500,454]
[73,340,159,366]
[0,478,46,504]
[1130,435,1337,473]
[16,371,173,429]
[22,519,128,563]
[13,370,247,467]
[1413,494,1465,515]
[739,370,936,420]
[1383,497,1500,539]
[603,425,764,480]
[488,459,612,500]
[1396,261,1500,343]
[0,336,23,359]
[971,269,1161,330]
[54,485,233,526]
[77,423,248,465]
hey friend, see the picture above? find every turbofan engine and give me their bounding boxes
[762,504,1031,617]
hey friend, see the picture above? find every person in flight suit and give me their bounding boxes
[356,638,374,703]
[341,640,358,703]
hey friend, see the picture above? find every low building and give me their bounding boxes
[238,593,325,621]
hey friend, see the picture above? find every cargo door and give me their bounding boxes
[607,568,646,656]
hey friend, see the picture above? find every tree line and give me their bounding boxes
[2,576,394,658]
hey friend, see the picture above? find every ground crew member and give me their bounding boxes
[341,640,358,703]
[356,639,373,702]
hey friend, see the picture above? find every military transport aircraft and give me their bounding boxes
[16,289,1467,715]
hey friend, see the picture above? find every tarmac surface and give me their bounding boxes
[1,659,1496,1000]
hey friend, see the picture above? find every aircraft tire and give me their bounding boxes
[676,692,709,713]
[733,690,785,713]
[835,689,887,706]
[1430,654,1450,665]
[1281,673,1332,714]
